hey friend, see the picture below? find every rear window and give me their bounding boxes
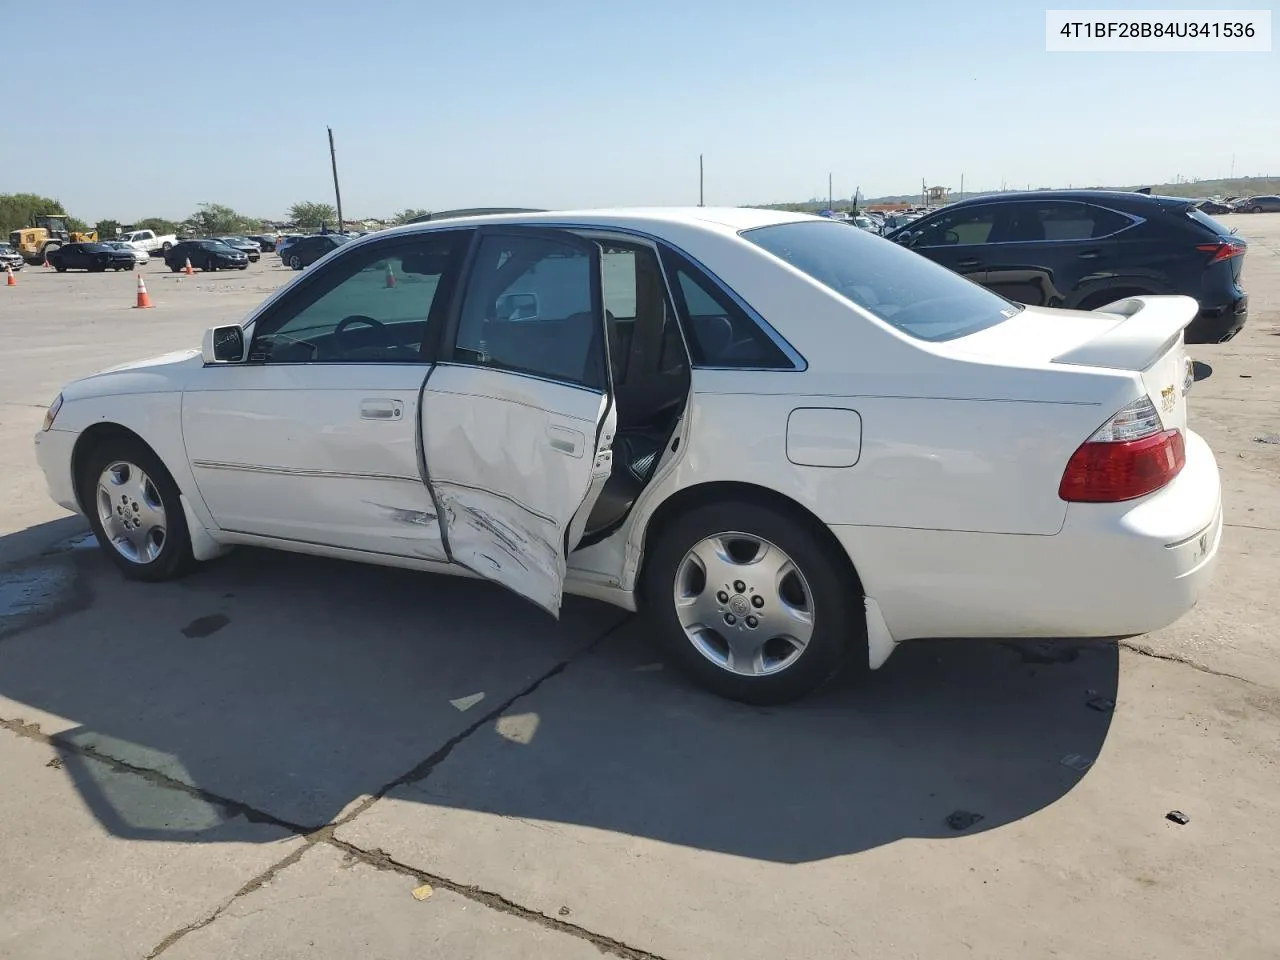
[1186,207,1231,235]
[742,220,1022,342]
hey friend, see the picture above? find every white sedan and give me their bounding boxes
[33,208,1223,704]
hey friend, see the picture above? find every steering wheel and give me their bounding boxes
[334,315,389,354]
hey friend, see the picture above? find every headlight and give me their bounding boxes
[42,394,63,432]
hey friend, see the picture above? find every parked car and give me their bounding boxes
[47,242,138,272]
[119,229,177,255]
[164,239,249,272]
[102,240,149,265]
[247,235,277,252]
[886,190,1248,343]
[282,233,351,269]
[275,234,305,262]
[1196,199,1232,214]
[1239,195,1280,213]
[33,208,1222,704]
[0,242,24,272]
[215,237,261,262]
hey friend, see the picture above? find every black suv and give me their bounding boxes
[165,240,249,272]
[283,233,350,269]
[887,191,1248,343]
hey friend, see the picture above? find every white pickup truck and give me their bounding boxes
[119,229,177,255]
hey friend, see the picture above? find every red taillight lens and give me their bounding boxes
[1196,240,1245,264]
[1059,429,1186,502]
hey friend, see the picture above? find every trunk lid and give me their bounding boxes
[943,296,1195,433]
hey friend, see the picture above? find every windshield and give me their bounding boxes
[742,220,1022,342]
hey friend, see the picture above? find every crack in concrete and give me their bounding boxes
[326,836,672,960]
[1226,522,1280,533]
[137,611,637,958]
[331,610,635,828]
[1118,639,1257,685]
[0,715,317,834]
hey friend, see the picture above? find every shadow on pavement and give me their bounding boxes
[0,527,1117,863]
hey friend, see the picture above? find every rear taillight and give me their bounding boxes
[1059,396,1186,503]
[1196,240,1246,264]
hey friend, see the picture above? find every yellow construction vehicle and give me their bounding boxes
[8,215,98,265]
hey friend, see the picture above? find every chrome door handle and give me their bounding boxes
[360,398,403,421]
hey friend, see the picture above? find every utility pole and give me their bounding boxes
[1230,153,1236,179]
[699,154,704,207]
[959,173,964,201]
[328,126,344,234]
[921,177,926,207]
[828,172,833,210]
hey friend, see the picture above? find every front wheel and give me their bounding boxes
[205,258,218,272]
[161,242,172,253]
[290,255,302,270]
[81,438,195,582]
[641,500,865,704]
[54,265,66,273]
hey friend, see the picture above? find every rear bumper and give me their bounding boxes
[1186,294,1247,343]
[832,429,1223,646]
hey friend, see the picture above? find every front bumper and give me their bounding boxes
[832,429,1223,645]
[33,427,81,515]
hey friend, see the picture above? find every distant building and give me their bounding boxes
[927,185,950,204]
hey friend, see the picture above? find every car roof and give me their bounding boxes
[943,189,1190,211]
[370,206,812,242]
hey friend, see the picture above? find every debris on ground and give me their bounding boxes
[1254,435,1280,444]
[1060,753,1094,772]
[449,692,485,712]
[411,883,434,901]
[946,810,984,831]
[559,906,571,916]
[1087,697,1116,712]
[1166,810,1190,825]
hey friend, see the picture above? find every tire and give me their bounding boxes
[80,436,195,582]
[170,264,182,273]
[90,264,106,273]
[641,500,865,705]
[205,258,217,272]
[238,265,248,270]
[290,255,302,270]
[1250,206,1263,214]
[54,265,66,273]
[161,242,172,253]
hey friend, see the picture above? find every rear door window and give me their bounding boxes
[1005,201,1131,242]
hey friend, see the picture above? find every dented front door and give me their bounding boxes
[420,227,615,617]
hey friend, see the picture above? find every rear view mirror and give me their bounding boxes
[496,292,539,321]
[202,325,245,364]
[400,251,450,275]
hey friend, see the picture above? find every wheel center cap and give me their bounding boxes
[728,594,751,617]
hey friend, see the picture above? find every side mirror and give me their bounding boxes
[202,325,246,364]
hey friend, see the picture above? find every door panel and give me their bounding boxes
[422,365,614,614]
[421,226,615,616]
[182,364,442,558]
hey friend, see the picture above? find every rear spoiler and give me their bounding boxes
[1052,295,1197,371]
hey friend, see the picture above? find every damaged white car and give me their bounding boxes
[35,208,1223,703]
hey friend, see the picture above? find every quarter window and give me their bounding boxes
[658,248,792,368]
[452,233,607,389]
[248,233,466,364]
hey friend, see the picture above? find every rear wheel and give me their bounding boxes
[205,257,218,272]
[54,264,67,273]
[641,500,865,704]
[290,255,302,270]
[80,437,195,582]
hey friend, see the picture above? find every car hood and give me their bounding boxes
[62,349,203,401]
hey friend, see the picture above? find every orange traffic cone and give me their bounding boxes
[5,265,16,286]
[385,261,396,288]
[183,258,195,276]
[133,273,153,309]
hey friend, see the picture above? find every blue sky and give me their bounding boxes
[5,0,1275,221]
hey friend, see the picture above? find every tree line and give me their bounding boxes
[2,195,433,241]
